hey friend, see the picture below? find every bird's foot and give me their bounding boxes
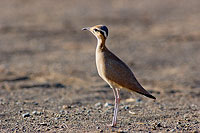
[106,123,116,127]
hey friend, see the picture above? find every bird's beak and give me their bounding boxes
[82,27,91,31]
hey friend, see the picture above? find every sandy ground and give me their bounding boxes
[0,0,200,132]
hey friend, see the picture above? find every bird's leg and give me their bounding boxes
[111,87,120,127]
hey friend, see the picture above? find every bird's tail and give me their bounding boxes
[135,90,156,99]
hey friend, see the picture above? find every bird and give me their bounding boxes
[82,25,156,127]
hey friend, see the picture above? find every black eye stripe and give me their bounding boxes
[94,29,98,32]
[99,30,106,38]
[94,29,106,38]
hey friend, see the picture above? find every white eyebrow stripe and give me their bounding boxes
[97,28,107,38]
[102,30,107,38]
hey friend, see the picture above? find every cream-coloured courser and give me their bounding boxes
[82,25,156,127]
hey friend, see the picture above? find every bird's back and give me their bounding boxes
[96,47,155,99]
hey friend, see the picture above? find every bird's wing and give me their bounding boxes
[103,50,155,99]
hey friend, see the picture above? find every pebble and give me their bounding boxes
[39,122,47,126]
[59,110,65,114]
[170,129,176,132]
[46,128,50,131]
[157,122,162,127]
[136,98,142,102]
[54,83,66,88]
[125,98,135,103]
[95,102,102,107]
[124,105,129,110]
[152,126,156,130]
[104,102,113,107]
[61,125,65,128]
[22,112,30,118]
[63,105,71,109]
[32,111,42,115]
[54,126,59,128]
[184,114,189,118]
[55,117,60,120]
[163,124,168,128]
[129,111,136,115]
[33,102,38,105]
[87,110,91,114]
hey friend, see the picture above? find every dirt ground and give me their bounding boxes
[0,0,200,132]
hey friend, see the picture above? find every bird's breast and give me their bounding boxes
[95,51,106,79]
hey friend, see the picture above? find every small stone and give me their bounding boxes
[22,112,30,118]
[60,110,65,114]
[22,126,26,131]
[163,124,168,128]
[63,105,71,109]
[33,102,38,105]
[136,98,142,102]
[170,129,176,132]
[87,110,91,113]
[39,122,47,126]
[104,102,113,107]
[95,102,102,107]
[32,111,41,115]
[129,111,136,115]
[96,126,100,129]
[125,98,135,103]
[152,126,156,130]
[55,117,60,120]
[184,114,189,118]
[32,111,37,115]
[124,105,129,110]
[177,121,181,125]
[157,122,162,127]
[54,126,59,128]
[54,83,66,88]
[46,128,50,131]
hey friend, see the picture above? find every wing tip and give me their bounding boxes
[136,91,156,99]
[146,94,156,99]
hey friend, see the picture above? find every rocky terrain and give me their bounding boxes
[0,0,199,132]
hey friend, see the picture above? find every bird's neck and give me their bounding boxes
[96,38,106,51]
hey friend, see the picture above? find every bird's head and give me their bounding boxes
[82,25,108,40]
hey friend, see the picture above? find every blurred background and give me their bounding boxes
[0,0,199,132]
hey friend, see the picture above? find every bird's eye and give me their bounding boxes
[94,29,98,32]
